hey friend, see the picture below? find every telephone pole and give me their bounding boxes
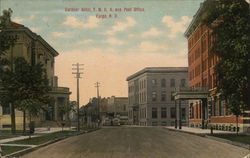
[95,82,100,125]
[72,63,84,131]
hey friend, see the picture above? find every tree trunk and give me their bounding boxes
[29,114,31,139]
[236,115,239,136]
[23,110,26,135]
[10,103,16,134]
[10,47,16,134]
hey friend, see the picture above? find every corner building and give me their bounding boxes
[184,2,249,133]
[127,67,189,126]
[0,21,71,129]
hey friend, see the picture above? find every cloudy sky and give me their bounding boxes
[2,0,204,106]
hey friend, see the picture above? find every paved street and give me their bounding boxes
[22,126,249,158]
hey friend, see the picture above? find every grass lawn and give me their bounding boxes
[1,146,29,155]
[0,130,29,135]
[0,135,17,140]
[6,130,77,145]
[211,134,250,145]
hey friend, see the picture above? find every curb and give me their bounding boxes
[4,128,100,158]
[166,128,206,137]
[165,128,250,150]
[205,135,250,150]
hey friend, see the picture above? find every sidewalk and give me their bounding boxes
[35,127,72,134]
[0,135,39,144]
[0,127,73,145]
[165,126,250,150]
[165,126,235,134]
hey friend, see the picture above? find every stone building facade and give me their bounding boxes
[127,67,189,126]
[0,21,71,129]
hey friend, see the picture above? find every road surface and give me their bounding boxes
[22,126,249,158]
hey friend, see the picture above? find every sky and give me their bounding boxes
[1,0,204,106]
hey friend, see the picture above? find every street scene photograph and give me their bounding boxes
[0,0,249,157]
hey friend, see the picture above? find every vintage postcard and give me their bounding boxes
[0,0,249,157]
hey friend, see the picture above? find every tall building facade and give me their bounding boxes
[127,67,189,126]
[184,2,249,132]
[0,21,71,129]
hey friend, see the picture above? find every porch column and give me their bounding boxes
[179,99,182,129]
[175,100,177,129]
[54,97,58,121]
[201,98,207,129]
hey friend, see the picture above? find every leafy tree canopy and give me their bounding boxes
[0,57,51,116]
[203,0,250,114]
[0,8,16,56]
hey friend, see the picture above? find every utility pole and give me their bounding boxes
[72,63,84,131]
[95,82,100,126]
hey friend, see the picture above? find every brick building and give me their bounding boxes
[183,2,249,133]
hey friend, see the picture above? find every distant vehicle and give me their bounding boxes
[119,116,128,125]
[113,118,120,126]
[103,118,111,126]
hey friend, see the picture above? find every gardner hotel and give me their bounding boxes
[127,67,188,126]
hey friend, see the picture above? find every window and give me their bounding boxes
[171,91,175,101]
[180,79,186,87]
[139,93,141,102]
[170,79,175,87]
[2,105,10,115]
[161,107,167,118]
[152,79,157,86]
[213,97,218,116]
[196,104,199,118]
[170,107,176,118]
[181,108,186,120]
[161,91,166,101]
[51,60,54,68]
[2,124,11,128]
[161,79,166,87]
[219,99,225,116]
[152,91,157,101]
[152,108,157,119]
[190,103,194,119]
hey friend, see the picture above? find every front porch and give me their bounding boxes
[173,87,209,129]
[47,87,71,122]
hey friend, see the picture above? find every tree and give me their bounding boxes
[13,57,51,133]
[0,57,51,134]
[58,101,77,130]
[0,8,16,56]
[0,9,18,134]
[203,0,250,134]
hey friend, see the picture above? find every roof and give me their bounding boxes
[126,67,188,81]
[184,2,204,38]
[5,21,59,57]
